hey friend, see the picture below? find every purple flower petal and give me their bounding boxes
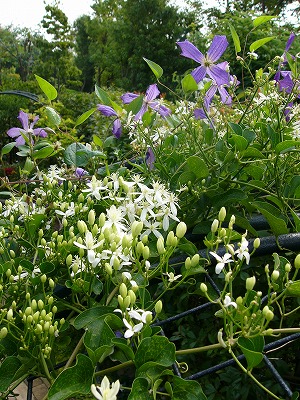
[98,105,117,117]
[33,128,48,138]
[15,134,26,146]
[207,35,228,63]
[145,84,160,102]
[285,32,295,52]
[18,111,29,130]
[218,86,232,105]
[194,108,207,119]
[121,92,139,104]
[134,103,148,120]
[7,127,21,138]
[30,115,39,129]
[158,104,171,118]
[112,119,122,138]
[177,40,204,63]
[207,64,230,86]
[204,85,217,109]
[191,65,207,83]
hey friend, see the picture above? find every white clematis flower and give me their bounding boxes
[91,376,120,400]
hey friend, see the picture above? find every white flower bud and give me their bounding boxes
[246,276,256,291]
[155,300,163,314]
[218,207,226,222]
[176,222,187,239]
[211,219,219,233]
[157,237,165,255]
[88,210,96,226]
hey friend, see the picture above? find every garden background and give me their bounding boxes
[1,0,300,399]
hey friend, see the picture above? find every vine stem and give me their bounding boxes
[228,347,281,400]
[64,334,84,370]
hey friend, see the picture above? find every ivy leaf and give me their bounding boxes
[128,377,153,400]
[48,354,94,400]
[135,336,175,370]
[172,376,207,400]
[0,356,23,392]
[143,57,163,79]
[35,75,57,101]
[238,336,264,370]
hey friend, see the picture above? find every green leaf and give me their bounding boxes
[228,134,248,151]
[93,135,103,147]
[40,261,55,274]
[64,143,105,167]
[143,57,163,79]
[126,94,144,115]
[249,37,275,52]
[181,74,198,94]
[48,354,94,400]
[73,306,115,330]
[252,201,288,236]
[95,85,111,105]
[238,336,264,370]
[135,336,176,370]
[0,356,23,392]
[1,142,15,156]
[229,23,241,53]
[172,376,207,400]
[35,75,57,101]
[128,377,152,400]
[286,280,300,297]
[253,15,277,27]
[275,140,300,154]
[45,106,61,126]
[74,108,97,127]
[33,144,54,159]
[185,155,209,178]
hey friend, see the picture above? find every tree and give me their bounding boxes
[34,0,81,89]
[0,26,40,82]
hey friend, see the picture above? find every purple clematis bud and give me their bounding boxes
[75,167,88,178]
[97,105,122,138]
[7,110,48,146]
[121,84,171,121]
[146,147,155,170]
[177,36,229,86]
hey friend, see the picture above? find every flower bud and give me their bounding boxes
[131,221,143,237]
[123,296,131,309]
[191,254,200,267]
[77,220,87,234]
[246,276,256,291]
[157,237,165,255]
[49,278,55,289]
[211,219,219,233]
[117,295,124,308]
[253,238,260,249]
[218,207,226,222]
[105,263,112,275]
[155,300,163,314]
[0,327,8,339]
[38,299,44,310]
[200,283,207,293]
[271,270,280,281]
[136,241,144,255]
[236,296,243,306]
[285,263,291,273]
[113,257,120,270]
[294,254,300,269]
[88,210,96,226]
[166,231,175,247]
[176,222,187,239]
[25,307,32,316]
[99,213,106,227]
[143,246,150,260]
[7,308,13,320]
[119,283,127,298]
[41,274,47,284]
[9,250,15,258]
[185,257,191,269]
[128,290,136,305]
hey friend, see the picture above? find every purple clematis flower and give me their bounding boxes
[278,71,300,97]
[275,32,296,82]
[121,84,171,121]
[7,110,48,146]
[97,105,122,139]
[75,167,88,178]
[177,36,229,86]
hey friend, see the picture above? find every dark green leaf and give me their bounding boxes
[73,306,115,330]
[252,201,288,236]
[0,356,23,392]
[45,106,61,126]
[1,142,16,156]
[48,354,94,400]
[135,336,176,370]
[229,23,241,53]
[238,336,264,370]
[185,155,209,178]
[128,377,152,400]
[172,376,207,400]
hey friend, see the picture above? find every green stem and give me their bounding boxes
[229,348,281,400]
[40,352,53,384]
[1,373,30,399]
[64,334,84,369]
[94,360,134,377]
